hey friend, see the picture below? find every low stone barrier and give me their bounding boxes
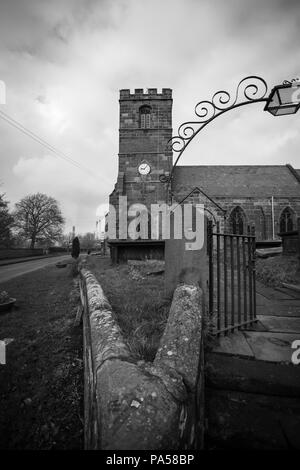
[279,228,300,255]
[0,248,44,260]
[80,268,204,450]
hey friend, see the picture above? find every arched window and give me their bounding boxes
[255,206,267,240]
[139,105,151,129]
[279,207,294,233]
[230,207,245,235]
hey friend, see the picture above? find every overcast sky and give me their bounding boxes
[0,0,299,234]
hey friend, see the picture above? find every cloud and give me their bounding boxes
[0,0,300,233]
[12,154,107,232]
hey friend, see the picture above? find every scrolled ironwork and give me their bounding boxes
[167,76,268,157]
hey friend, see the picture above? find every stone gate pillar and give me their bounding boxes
[165,209,208,304]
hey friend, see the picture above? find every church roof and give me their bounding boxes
[172,165,300,198]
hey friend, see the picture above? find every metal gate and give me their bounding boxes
[207,221,257,335]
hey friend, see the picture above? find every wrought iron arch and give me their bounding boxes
[160,76,269,190]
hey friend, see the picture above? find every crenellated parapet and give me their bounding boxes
[120,88,172,100]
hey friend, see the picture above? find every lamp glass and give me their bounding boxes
[278,86,300,105]
[265,83,300,116]
[273,106,299,116]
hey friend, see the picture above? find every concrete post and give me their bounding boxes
[165,215,208,301]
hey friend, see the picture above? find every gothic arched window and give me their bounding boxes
[255,206,267,240]
[139,105,151,129]
[230,207,245,235]
[279,207,294,233]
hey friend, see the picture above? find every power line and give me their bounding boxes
[0,110,83,171]
[0,109,110,184]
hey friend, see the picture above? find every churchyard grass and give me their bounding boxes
[86,257,171,362]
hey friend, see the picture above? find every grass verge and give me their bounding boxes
[256,255,298,287]
[0,264,83,449]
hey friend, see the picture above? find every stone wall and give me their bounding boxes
[80,268,204,450]
[173,188,300,240]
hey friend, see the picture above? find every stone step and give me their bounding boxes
[206,352,300,397]
[211,328,300,363]
[282,282,300,294]
[205,387,300,449]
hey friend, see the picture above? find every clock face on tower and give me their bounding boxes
[138,162,151,175]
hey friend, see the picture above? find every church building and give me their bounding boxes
[108,88,300,262]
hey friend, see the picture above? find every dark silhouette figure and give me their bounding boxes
[71,236,80,259]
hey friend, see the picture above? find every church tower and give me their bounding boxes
[109,88,173,250]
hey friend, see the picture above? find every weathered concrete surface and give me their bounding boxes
[164,233,208,299]
[154,284,203,392]
[82,269,131,367]
[243,331,298,363]
[81,269,204,450]
[98,360,185,450]
[211,324,298,363]
[257,314,300,334]
[212,331,254,358]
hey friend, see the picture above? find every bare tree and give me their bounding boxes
[0,193,14,247]
[14,193,64,249]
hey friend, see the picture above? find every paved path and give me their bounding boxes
[212,281,300,362]
[206,282,300,449]
[0,255,70,283]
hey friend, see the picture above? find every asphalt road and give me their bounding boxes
[0,255,71,283]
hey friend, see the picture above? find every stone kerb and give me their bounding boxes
[81,268,203,450]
